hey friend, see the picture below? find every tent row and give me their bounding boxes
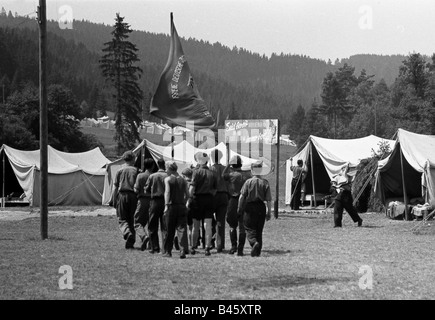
[3,128,434,213]
[1,139,271,207]
[0,145,111,206]
[285,129,435,214]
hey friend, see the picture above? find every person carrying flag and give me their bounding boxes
[145,158,168,254]
[163,161,189,259]
[210,149,229,253]
[134,158,154,251]
[189,152,217,256]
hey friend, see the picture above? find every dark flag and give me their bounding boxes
[150,13,215,129]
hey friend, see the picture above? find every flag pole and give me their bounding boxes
[38,0,48,239]
[171,123,175,160]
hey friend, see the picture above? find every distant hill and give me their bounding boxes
[0,14,409,130]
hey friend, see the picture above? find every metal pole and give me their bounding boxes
[310,142,316,207]
[38,0,48,239]
[274,120,280,219]
[399,145,410,220]
[171,124,174,160]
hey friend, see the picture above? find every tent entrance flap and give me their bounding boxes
[0,148,25,200]
[304,145,332,196]
[379,145,422,202]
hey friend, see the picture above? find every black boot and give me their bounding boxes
[237,232,246,256]
[229,228,237,254]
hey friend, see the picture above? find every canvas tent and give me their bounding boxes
[0,144,111,206]
[285,135,395,206]
[374,128,435,209]
[102,139,271,205]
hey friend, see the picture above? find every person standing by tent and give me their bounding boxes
[134,158,155,251]
[330,165,363,228]
[222,155,252,256]
[210,149,229,253]
[238,160,272,257]
[189,152,217,256]
[162,161,189,258]
[113,151,139,249]
[290,159,306,210]
[145,158,168,253]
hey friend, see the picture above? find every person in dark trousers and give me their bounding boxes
[238,160,272,257]
[181,167,194,254]
[222,155,252,256]
[289,159,306,210]
[134,158,154,251]
[145,158,168,253]
[330,165,363,228]
[113,151,139,249]
[189,152,217,256]
[210,149,229,253]
[163,161,190,259]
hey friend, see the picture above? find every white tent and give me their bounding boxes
[375,128,435,209]
[0,145,111,206]
[285,135,395,206]
[102,139,271,205]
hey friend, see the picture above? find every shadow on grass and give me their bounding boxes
[262,249,295,256]
[27,236,67,241]
[359,225,383,229]
[278,215,327,220]
[239,274,350,289]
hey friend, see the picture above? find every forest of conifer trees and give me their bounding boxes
[1,12,435,153]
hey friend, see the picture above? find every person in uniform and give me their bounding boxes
[145,158,168,253]
[330,165,363,228]
[289,159,306,210]
[113,151,139,249]
[210,149,229,253]
[162,161,189,259]
[238,160,272,257]
[181,167,194,254]
[222,155,252,256]
[134,158,154,251]
[189,152,217,256]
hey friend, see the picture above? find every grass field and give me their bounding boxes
[2,127,431,302]
[1,207,434,301]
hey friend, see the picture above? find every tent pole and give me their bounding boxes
[2,149,4,208]
[141,140,145,171]
[399,146,410,220]
[226,136,230,166]
[310,142,316,208]
[273,120,280,219]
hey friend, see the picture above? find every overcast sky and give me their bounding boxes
[5,0,435,61]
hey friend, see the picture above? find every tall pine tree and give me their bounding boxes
[100,13,143,153]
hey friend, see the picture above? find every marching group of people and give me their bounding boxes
[112,149,272,259]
